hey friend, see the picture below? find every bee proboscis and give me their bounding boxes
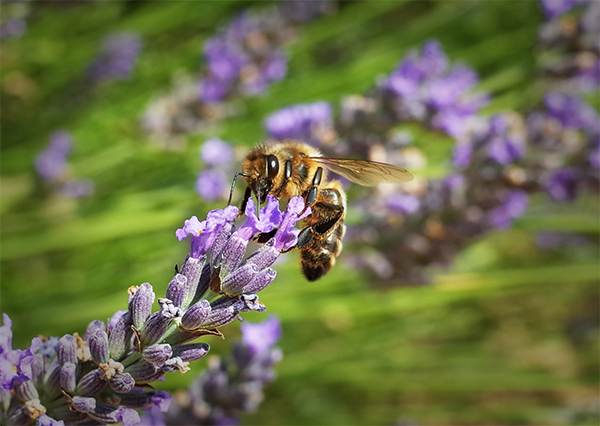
[233,140,413,281]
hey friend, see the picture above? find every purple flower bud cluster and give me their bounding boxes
[154,316,283,426]
[264,101,335,147]
[1,197,306,425]
[382,40,489,140]
[199,0,334,103]
[538,0,599,92]
[263,33,598,284]
[0,17,26,40]
[87,32,142,82]
[196,138,236,201]
[0,0,30,41]
[34,131,95,198]
[540,0,589,21]
[141,0,335,147]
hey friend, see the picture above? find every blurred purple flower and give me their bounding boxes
[387,57,424,98]
[196,169,228,201]
[278,0,336,24]
[263,52,288,82]
[264,101,333,145]
[452,141,473,169]
[164,315,283,425]
[590,144,600,168]
[580,0,600,32]
[240,316,282,354]
[34,131,73,181]
[576,57,600,89]
[384,39,487,138]
[545,167,578,201]
[425,66,478,109]
[0,17,26,40]
[204,38,248,82]
[540,0,587,20]
[198,76,230,103]
[60,179,95,198]
[88,32,142,81]
[536,230,589,250]
[487,115,525,164]
[420,39,449,77]
[201,138,235,166]
[386,193,420,214]
[544,92,599,134]
[488,190,529,229]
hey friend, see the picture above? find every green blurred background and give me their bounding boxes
[1,1,598,425]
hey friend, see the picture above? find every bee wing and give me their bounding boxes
[312,157,414,186]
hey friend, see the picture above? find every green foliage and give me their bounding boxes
[1,1,598,425]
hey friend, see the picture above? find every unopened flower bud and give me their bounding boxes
[166,274,186,307]
[76,368,107,395]
[220,263,259,294]
[218,235,247,278]
[125,360,164,384]
[181,299,211,329]
[245,240,280,270]
[88,329,109,365]
[129,283,155,329]
[116,390,172,410]
[13,380,39,402]
[60,362,77,392]
[109,372,135,393]
[172,342,210,362]
[57,334,78,365]
[84,320,106,341]
[44,367,61,397]
[179,256,206,308]
[108,311,134,361]
[142,343,173,364]
[70,396,96,413]
[140,312,171,347]
[244,267,277,294]
[87,403,140,426]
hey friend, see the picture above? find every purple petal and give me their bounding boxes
[200,138,234,166]
[241,316,282,354]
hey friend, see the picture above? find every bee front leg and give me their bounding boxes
[239,186,252,217]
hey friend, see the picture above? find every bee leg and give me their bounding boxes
[299,201,345,281]
[296,226,314,248]
[254,228,277,244]
[310,202,344,236]
[239,186,253,216]
[302,166,323,214]
[283,201,343,254]
[228,172,251,206]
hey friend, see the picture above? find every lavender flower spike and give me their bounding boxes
[88,32,142,81]
[34,131,72,181]
[2,197,301,424]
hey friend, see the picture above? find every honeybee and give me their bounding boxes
[233,140,413,281]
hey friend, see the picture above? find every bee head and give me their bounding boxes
[243,153,280,204]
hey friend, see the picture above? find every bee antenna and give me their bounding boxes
[228,172,250,206]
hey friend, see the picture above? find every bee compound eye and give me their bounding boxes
[266,155,279,179]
